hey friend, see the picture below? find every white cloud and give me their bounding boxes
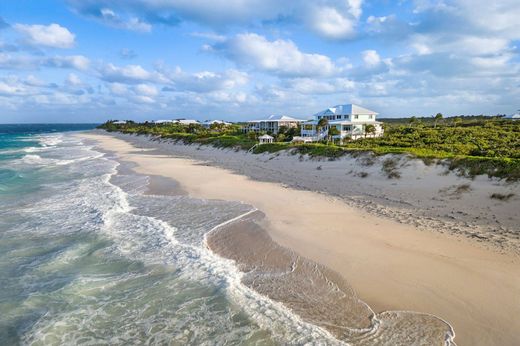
[0,81,20,95]
[0,53,90,71]
[14,23,75,48]
[190,32,226,41]
[99,63,158,83]
[109,82,128,95]
[362,50,381,67]
[285,78,355,94]
[45,55,90,70]
[308,0,363,39]
[212,33,338,77]
[134,83,158,97]
[68,0,365,39]
[162,67,249,92]
[66,73,82,86]
[98,8,152,32]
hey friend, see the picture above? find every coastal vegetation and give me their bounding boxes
[98,115,520,181]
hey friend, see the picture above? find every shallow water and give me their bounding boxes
[0,127,456,345]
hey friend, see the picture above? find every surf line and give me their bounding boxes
[203,207,259,249]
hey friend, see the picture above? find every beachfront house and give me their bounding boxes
[202,120,232,128]
[113,120,127,125]
[151,119,200,125]
[300,104,384,141]
[243,115,305,135]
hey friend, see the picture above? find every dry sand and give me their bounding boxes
[80,132,520,346]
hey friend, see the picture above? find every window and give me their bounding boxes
[336,115,341,119]
[354,114,359,120]
[342,125,351,131]
[369,114,373,119]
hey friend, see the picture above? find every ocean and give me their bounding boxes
[0,125,455,345]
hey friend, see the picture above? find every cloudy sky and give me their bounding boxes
[1,0,519,123]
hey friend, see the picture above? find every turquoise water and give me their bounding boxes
[0,126,337,345]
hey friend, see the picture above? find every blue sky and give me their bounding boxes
[0,0,519,123]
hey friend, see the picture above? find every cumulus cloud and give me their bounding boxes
[283,78,355,94]
[362,50,381,67]
[14,23,75,48]
[307,0,363,39]
[65,73,82,86]
[0,53,90,71]
[161,67,249,93]
[98,63,159,83]
[134,83,158,97]
[44,55,90,70]
[67,0,364,39]
[211,33,339,77]
[95,7,152,32]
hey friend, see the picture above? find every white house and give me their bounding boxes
[153,119,175,124]
[113,120,127,125]
[505,112,520,120]
[301,104,384,141]
[202,120,232,128]
[175,119,200,125]
[243,115,305,134]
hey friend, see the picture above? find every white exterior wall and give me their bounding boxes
[301,106,383,141]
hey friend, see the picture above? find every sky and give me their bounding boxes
[0,0,519,123]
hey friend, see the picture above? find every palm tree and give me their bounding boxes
[452,116,462,127]
[364,124,376,138]
[409,116,417,127]
[328,126,340,143]
[317,117,329,140]
[434,113,443,128]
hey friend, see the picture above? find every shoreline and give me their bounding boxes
[104,132,520,256]
[80,131,520,346]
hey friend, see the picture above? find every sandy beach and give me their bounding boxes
[80,132,520,346]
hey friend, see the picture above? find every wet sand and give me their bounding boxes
[80,132,520,346]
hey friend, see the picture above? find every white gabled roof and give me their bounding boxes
[154,119,174,124]
[248,115,305,122]
[314,104,378,117]
[259,134,274,139]
[203,119,231,125]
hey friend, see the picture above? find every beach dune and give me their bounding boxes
[80,132,520,346]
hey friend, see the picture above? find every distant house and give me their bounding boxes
[153,119,175,124]
[202,120,232,128]
[301,104,384,141]
[113,120,127,125]
[243,115,305,134]
[174,119,200,125]
[505,112,520,120]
